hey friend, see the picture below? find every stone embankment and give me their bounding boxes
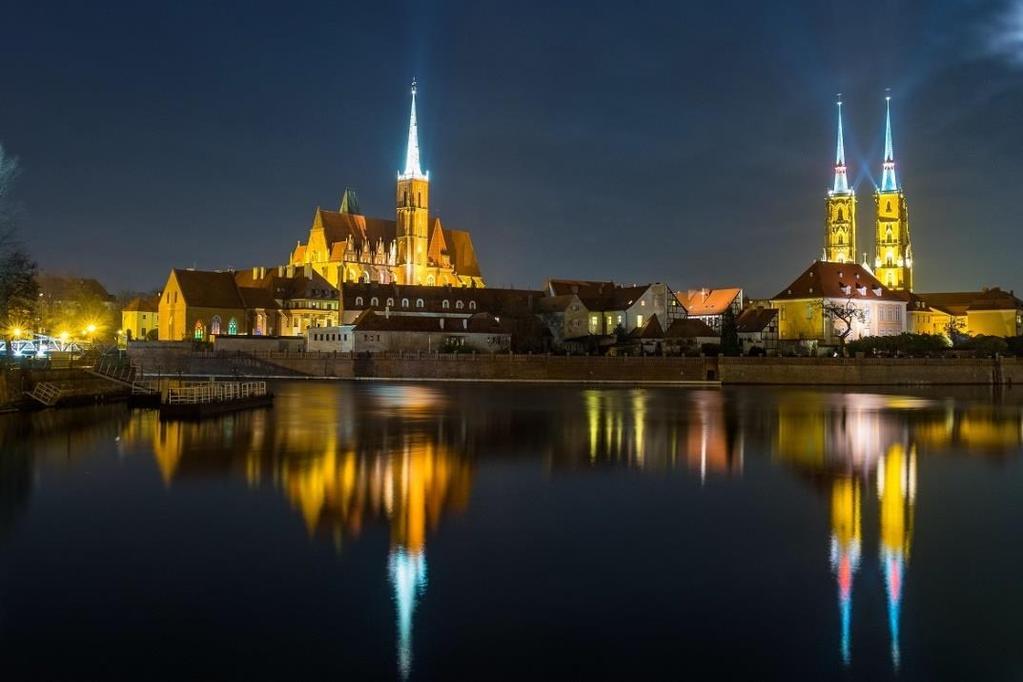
[126,345,1023,386]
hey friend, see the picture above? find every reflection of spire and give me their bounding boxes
[878,444,915,669]
[831,98,850,195]
[389,547,428,679]
[829,477,861,666]
[399,80,428,181]
[880,94,898,192]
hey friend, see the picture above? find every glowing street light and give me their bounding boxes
[11,327,22,339]
[85,324,97,334]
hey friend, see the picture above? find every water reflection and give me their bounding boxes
[1,384,1022,678]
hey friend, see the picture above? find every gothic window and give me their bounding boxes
[210,316,221,336]
[886,226,893,243]
[426,275,436,286]
[361,272,370,284]
[256,313,265,335]
[403,190,408,206]
[228,318,238,335]
[837,207,844,221]
[417,192,422,207]
[193,320,205,340]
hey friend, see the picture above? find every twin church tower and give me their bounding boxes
[824,96,913,291]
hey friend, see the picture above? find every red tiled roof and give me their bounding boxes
[172,269,245,309]
[676,288,741,316]
[772,261,900,302]
[665,318,718,339]
[736,307,778,333]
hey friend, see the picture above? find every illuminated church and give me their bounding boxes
[824,96,913,291]
[289,82,485,288]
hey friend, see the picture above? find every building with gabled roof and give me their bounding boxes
[771,261,907,347]
[289,83,485,289]
[736,306,779,355]
[545,278,683,336]
[121,294,160,342]
[676,287,743,332]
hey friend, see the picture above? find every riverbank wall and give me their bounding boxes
[124,346,1023,386]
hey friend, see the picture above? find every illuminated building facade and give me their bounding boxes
[824,100,857,264]
[289,82,485,289]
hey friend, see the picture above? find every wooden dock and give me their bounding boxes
[159,380,273,419]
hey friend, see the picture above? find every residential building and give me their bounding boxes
[907,288,1023,338]
[663,318,719,355]
[675,288,743,332]
[771,261,907,348]
[307,310,510,354]
[535,294,589,346]
[545,279,683,335]
[121,295,160,341]
[736,307,779,355]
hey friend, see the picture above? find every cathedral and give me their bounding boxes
[823,96,913,291]
[289,82,485,289]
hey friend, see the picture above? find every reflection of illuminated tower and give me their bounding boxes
[389,546,427,679]
[829,477,862,665]
[877,444,916,668]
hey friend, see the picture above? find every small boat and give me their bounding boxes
[159,380,273,420]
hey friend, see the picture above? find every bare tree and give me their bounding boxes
[0,144,39,363]
[819,296,867,355]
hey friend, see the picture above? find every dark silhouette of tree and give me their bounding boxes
[0,144,39,362]
[819,296,867,354]
[720,307,740,356]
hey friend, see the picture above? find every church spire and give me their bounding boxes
[832,98,850,194]
[400,79,428,181]
[881,94,898,192]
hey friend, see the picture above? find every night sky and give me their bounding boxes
[2,1,1022,296]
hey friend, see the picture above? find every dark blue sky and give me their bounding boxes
[2,0,1022,295]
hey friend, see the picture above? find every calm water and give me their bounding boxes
[1,382,1022,680]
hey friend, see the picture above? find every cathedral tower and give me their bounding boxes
[874,96,912,290]
[825,99,857,264]
[396,80,430,285]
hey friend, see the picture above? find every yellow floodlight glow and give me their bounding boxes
[59,331,69,342]
[12,327,22,339]
[85,324,97,334]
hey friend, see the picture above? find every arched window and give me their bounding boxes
[256,313,265,336]
[355,296,364,306]
[442,300,450,309]
[426,275,436,286]
[402,298,409,308]
[227,318,238,335]
[210,315,221,336]
[361,272,370,283]
[370,297,379,306]
[455,300,464,310]
[837,207,844,221]
[193,320,205,340]
[468,301,476,310]
[416,298,424,308]
[387,297,395,307]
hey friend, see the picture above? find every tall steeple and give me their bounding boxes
[400,79,428,181]
[874,92,912,291]
[824,96,856,263]
[833,99,850,194]
[396,79,431,284]
[881,95,897,192]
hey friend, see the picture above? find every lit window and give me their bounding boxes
[443,300,450,309]
[371,297,379,306]
[210,316,222,336]
[227,318,238,335]
[355,297,364,306]
[456,300,464,309]
[416,298,424,308]
[636,314,644,327]
[402,298,409,308]
[469,301,476,310]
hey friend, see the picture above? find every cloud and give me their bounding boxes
[988,0,1023,65]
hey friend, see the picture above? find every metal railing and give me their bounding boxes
[166,381,268,405]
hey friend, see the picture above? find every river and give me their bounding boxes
[1,381,1021,680]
